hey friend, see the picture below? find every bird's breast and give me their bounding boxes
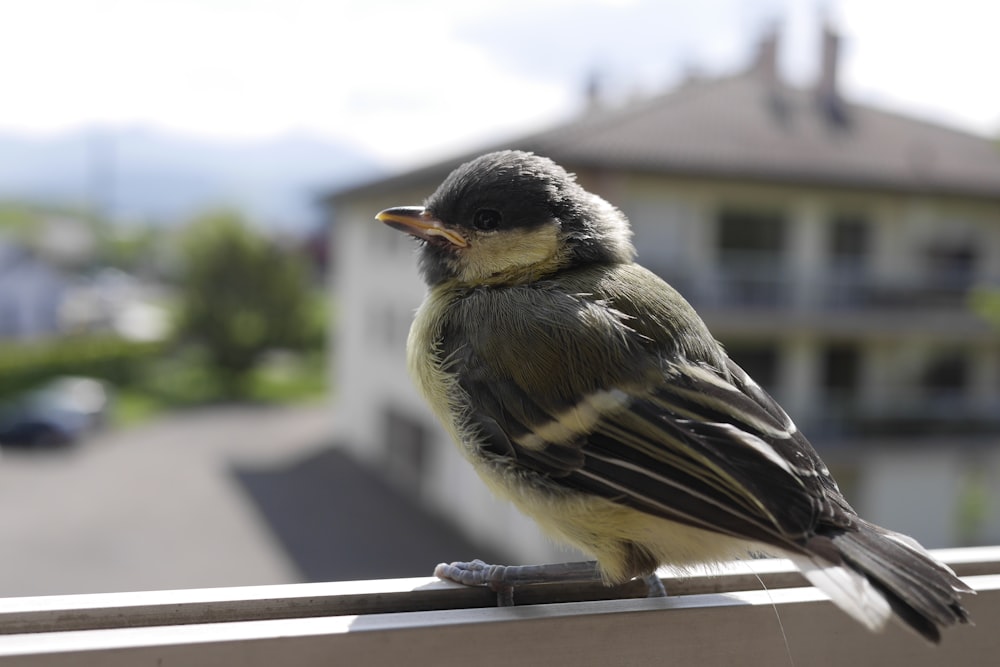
[406,288,472,449]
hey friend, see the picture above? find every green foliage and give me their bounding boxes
[98,225,171,274]
[247,350,327,403]
[112,390,165,427]
[134,347,226,407]
[969,286,1000,328]
[0,202,40,238]
[0,200,103,242]
[174,211,318,396]
[0,206,327,423]
[0,336,162,400]
[111,348,327,426]
[956,470,990,545]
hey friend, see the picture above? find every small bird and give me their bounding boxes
[376,150,972,642]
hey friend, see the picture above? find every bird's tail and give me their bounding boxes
[788,520,973,643]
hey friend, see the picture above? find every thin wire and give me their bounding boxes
[744,561,796,667]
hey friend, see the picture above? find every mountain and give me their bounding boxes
[0,127,383,230]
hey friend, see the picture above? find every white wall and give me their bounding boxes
[858,443,1000,548]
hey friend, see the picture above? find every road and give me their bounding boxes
[0,403,332,597]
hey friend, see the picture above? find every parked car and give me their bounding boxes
[0,377,109,447]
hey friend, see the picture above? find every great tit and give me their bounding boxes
[376,150,971,642]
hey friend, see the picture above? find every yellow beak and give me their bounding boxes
[376,206,468,248]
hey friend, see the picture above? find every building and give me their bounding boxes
[0,239,68,340]
[325,28,1000,562]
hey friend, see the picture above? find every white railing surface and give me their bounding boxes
[0,546,997,666]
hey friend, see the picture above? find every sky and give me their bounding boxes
[1,0,998,169]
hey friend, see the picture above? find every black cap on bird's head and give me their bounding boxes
[376,150,635,286]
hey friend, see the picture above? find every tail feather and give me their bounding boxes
[796,521,972,643]
[788,552,891,633]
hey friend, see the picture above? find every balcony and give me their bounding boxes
[0,547,997,665]
[806,397,1000,441]
[687,268,980,314]
[651,261,993,339]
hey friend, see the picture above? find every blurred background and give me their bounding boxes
[1,0,999,597]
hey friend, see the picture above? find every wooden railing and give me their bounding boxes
[1,547,997,666]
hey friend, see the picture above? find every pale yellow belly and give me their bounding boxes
[479,464,765,584]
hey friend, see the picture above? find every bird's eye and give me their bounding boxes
[472,208,502,231]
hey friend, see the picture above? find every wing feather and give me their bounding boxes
[441,266,856,554]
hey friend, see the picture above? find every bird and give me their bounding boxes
[375,149,972,643]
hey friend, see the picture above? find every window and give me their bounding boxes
[715,208,788,306]
[924,242,977,293]
[827,214,870,307]
[725,343,779,394]
[829,214,869,266]
[822,344,861,397]
[921,350,968,399]
[717,208,786,256]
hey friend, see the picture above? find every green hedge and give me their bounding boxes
[0,336,163,399]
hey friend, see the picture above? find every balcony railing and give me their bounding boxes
[806,398,1000,440]
[0,546,997,665]
[655,260,985,314]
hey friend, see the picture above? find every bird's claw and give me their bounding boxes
[644,572,667,598]
[434,559,517,606]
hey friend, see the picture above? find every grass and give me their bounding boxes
[109,348,328,427]
[113,391,166,427]
[245,351,327,403]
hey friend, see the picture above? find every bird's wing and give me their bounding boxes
[444,274,853,552]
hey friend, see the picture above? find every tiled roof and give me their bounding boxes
[529,72,1000,197]
[332,70,1000,202]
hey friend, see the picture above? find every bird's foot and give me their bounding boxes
[435,559,623,606]
[434,559,517,605]
[643,572,667,598]
[435,560,667,605]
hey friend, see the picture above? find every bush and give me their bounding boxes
[0,336,162,400]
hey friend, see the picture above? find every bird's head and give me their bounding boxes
[376,150,635,287]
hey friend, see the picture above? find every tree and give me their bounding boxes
[175,211,313,396]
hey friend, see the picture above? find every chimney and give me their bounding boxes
[816,23,848,126]
[751,25,790,123]
[751,26,780,87]
[584,69,602,110]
